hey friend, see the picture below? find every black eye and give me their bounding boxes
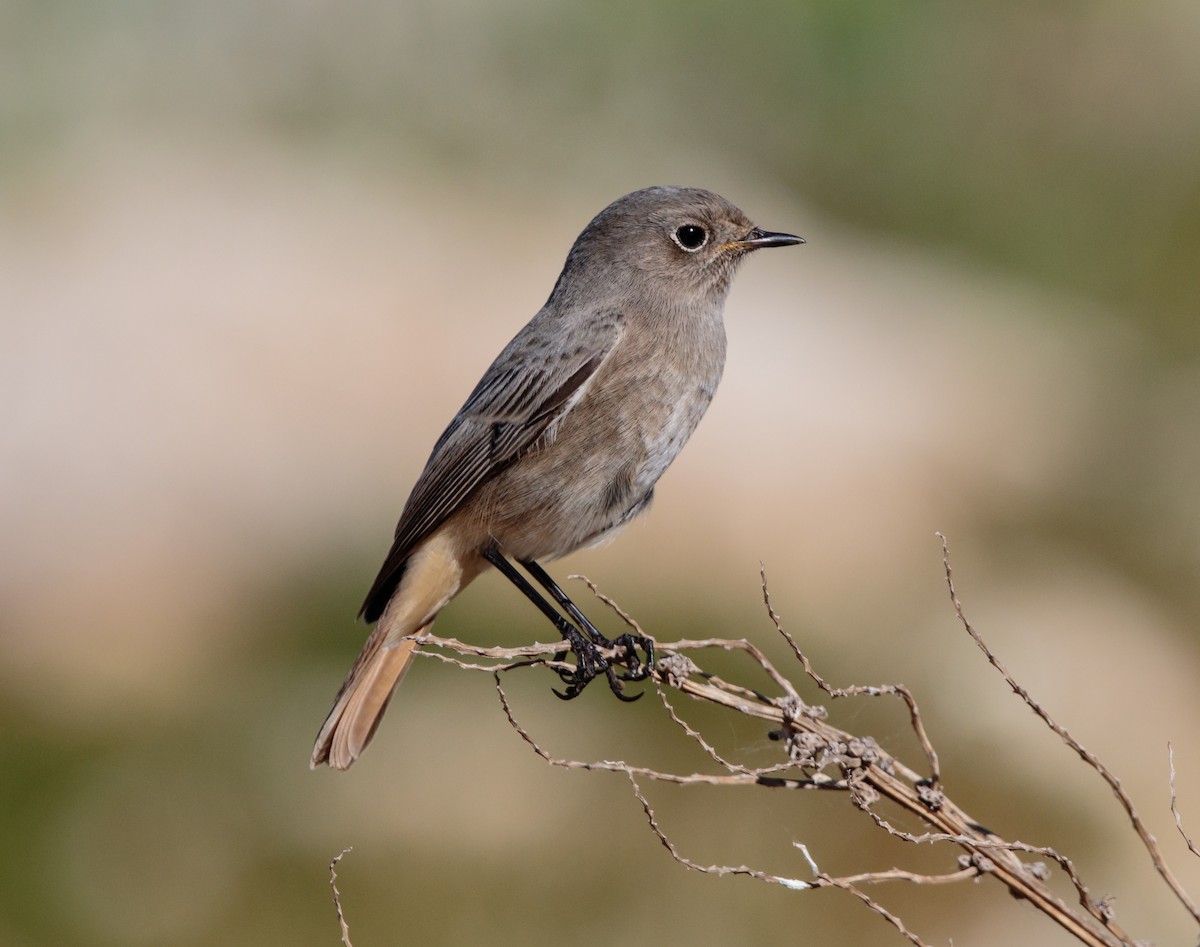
[672,224,708,251]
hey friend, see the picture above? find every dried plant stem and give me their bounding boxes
[328,848,354,947]
[936,532,1200,926]
[1170,743,1200,860]
[392,543,1199,947]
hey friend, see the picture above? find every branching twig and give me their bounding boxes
[760,563,941,784]
[936,532,1200,926]
[390,548,1199,947]
[793,843,942,947]
[625,770,814,889]
[859,803,1098,917]
[492,666,765,787]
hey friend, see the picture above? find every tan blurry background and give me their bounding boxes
[3,3,1200,945]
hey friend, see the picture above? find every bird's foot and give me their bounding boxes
[610,632,654,683]
[552,628,654,702]
[480,549,654,702]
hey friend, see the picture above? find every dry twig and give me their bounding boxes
[936,532,1200,927]
[1169,742,1200,860]
[387,541,1199,946]
[329,847,354,947]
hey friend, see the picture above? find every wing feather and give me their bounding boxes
[359,308,624,621]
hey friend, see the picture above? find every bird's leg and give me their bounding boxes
[517,559,605,642]
[481,547,596,690]
[519,559,654,691]
[480,547,644,701]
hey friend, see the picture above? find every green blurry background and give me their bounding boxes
[3,2,1200,944]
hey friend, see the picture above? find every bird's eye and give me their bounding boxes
[672,224,708,252]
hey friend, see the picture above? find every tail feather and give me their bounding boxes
[310,621,433,770]
[311,527,480,770]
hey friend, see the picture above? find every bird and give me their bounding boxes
[311,185,803,770]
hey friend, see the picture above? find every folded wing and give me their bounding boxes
[359,307,625,621]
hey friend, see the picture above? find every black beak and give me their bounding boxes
[740,227,805,249]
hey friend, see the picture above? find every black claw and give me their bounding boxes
[549,628,655,701]
[610,633,654,682]
[549,629,655,701]
[605,667,643,702]
[615,664,639,682]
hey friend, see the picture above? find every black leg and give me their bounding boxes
[518,559,606,643]
[520,559,655,686]
[481,546,648,701]
[483,548,577,640]
[481,547,590,690]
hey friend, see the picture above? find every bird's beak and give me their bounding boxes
[736,227,805,250]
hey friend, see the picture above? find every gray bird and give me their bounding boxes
[312,185,803,770]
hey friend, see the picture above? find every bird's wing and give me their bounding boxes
[359,307,625,621]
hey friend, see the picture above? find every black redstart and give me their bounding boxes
[312,185,802,770]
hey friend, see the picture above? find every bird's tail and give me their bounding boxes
[310,530,478,771]
[309,618,432,770]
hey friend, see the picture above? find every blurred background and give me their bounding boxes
[3,1,1200,944]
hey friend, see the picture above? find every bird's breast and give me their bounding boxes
[587,309,726,492]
